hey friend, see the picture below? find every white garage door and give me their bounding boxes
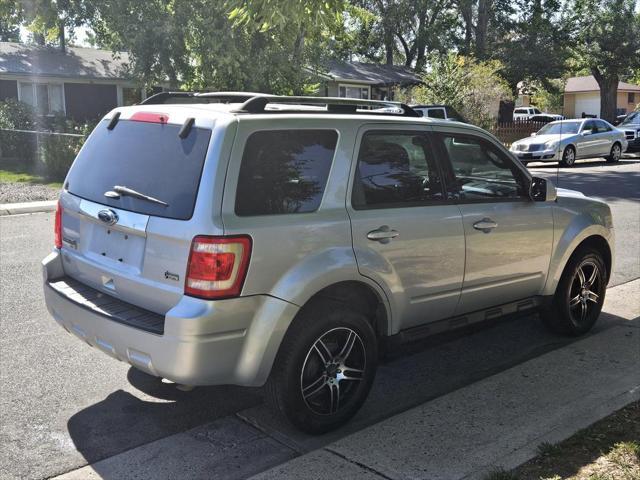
[574,93,600,118]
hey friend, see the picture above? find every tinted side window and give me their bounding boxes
[435,133,527,201]
[235,130,337,216]
[583,120,596,132]
[352,131,444,209]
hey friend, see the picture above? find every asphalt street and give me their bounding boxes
[0,157,638,480]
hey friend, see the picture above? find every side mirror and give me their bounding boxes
[530,177,557,202]
[581,129,592,136]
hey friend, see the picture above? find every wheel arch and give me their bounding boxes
[543,228,613,296]
[298,280,390,338]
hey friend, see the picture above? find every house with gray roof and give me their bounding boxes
[312,60,421,101]
[0,42,164,121]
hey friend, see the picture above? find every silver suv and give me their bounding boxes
[43,94,614,433]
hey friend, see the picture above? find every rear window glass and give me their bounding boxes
[66,120,211,220]
[235,130,338,216]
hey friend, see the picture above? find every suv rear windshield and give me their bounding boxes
[66,120,211,220]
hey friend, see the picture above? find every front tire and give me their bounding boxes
[606,142,622,163]
[266,300,378,434]
[541,248,607,336]
[559,145,576,167]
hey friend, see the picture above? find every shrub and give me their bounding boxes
[40,133,85,181]
[0,100,38,162]
[406,53,513,129]
[0,99,95,180]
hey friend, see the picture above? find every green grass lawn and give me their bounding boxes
[0,166,63,189]
[484,401,640,480]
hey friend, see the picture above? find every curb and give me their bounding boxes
[0,200,57,216]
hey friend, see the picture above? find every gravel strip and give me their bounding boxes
[0,182,60,204]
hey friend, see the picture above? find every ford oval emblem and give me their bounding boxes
[98,209,119,226]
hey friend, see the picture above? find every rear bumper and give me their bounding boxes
[42,250,299,387]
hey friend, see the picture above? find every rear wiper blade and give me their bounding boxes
[109,185,169,207]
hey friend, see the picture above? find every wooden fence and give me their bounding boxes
[487,121,547,147]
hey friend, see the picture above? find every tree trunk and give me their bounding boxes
[592,68,618,122]
[384,28,394,65]
[58,21,66,53]
[476,0,491,58]
[457,0,474,55]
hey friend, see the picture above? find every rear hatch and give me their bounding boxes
[58,111,216,314]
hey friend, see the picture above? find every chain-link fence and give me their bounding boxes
[0,128,86,181]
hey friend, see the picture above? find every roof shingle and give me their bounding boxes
[0,41,130,80]
[316,60,421,86]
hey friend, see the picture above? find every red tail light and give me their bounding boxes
[54,201,63,249]
[184,235,252,299]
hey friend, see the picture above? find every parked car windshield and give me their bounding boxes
[537,121,581,135]
[66,120,211,220]
[621,112,640,125]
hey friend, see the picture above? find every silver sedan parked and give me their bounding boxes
[510,118,628,167]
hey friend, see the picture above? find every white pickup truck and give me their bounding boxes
[513,106,563,121]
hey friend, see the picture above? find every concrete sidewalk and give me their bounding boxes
[0,200,56,216]
[251,280,640,480]
[54,280,639,480]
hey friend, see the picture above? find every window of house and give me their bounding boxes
[235,130,338,216]
[18,82,65,115]
[628,92,636,104]
[352,131,445,209]
[338,84,370,100]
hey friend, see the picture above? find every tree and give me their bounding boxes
[409,53,512,127]
[349,0,459,70]
[0,0,22,42]
[82,0,346,93]
[497,0,570,94]
[454,0,514,58]
[14,0,93,51]
[572,0,640,122]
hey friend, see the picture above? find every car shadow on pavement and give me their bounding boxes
[65,309,637,477]
[236,309,637,453]
[66,370,263,467]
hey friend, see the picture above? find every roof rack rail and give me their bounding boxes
[232,95,420,117]
[141,91,267,105]
[141,92,420,117]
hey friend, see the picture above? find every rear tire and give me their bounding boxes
[540,248,606,336]
[266,300,378,434]
[606,142,622,163]
[559,145,576,167]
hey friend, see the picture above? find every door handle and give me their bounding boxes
[473,218,498,233]
[367,226,400,243]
